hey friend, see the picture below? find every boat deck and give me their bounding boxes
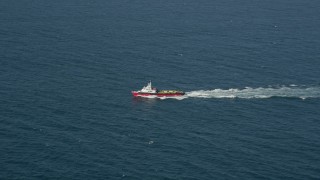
[157,90,184,94]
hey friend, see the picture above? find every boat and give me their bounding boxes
[132,81,185,97]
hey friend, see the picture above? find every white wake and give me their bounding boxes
[185,86,320,99]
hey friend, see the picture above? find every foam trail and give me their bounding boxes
[186,86,320,99]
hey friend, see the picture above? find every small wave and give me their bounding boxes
[158,96,187,100]
[185,86,320,99]
[135,95,158,99]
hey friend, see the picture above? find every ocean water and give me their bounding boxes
[1,0,320,179]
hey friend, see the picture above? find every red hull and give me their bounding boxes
[132,91,185,97]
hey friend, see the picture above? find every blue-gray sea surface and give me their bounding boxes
[1,0,320,179]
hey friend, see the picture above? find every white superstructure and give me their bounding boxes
[139,81,157,93]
